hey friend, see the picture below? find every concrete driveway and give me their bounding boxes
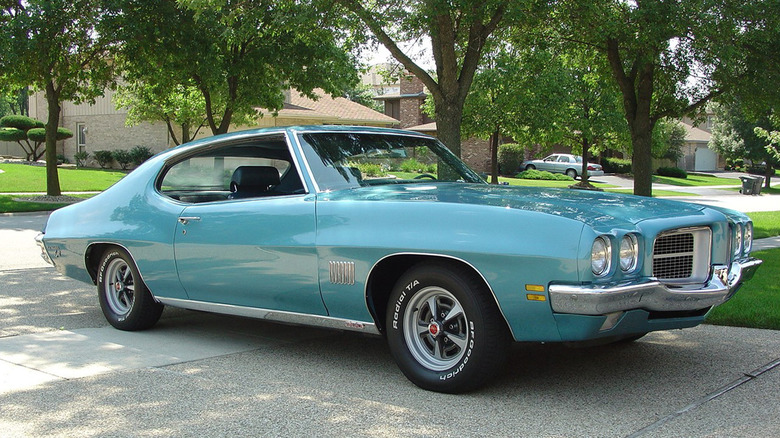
[1,213,778,437]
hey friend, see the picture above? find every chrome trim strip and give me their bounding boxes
[549,258,762,316]
[280,130,312,195]
[288,128,321,193]
[365,252,516,339]
[155,297,380,335]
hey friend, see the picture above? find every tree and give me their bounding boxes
[109,0,359,136]
[114,81,207,146]
[556,0,780,196]
[341,0,535,166]
[710,100,778,188]
[0,115,72,161]
[0,1,115,196]
[458,42,571,183]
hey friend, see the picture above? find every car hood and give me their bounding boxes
[318,183,708,228]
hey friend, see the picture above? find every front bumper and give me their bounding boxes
[548,258,762,316]
[35,232,54,266]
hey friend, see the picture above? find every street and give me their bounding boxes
[1,212,778,437]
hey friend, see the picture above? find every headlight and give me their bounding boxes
[734,224,743,257]
[744,222,753,254]
[619,234,639,272]
[591,236,611,276]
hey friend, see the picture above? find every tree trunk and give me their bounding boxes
[580,136,590,185]
[630,122,654,197]
[434,99,464,181]
[490,126,499,184]
[44,82,62,197]
[765,164,773,189]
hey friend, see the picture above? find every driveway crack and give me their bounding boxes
[625,357,780,438]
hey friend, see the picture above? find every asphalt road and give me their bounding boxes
[1,213,778,438]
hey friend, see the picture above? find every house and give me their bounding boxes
[374,74,493,172]
[1,88,398,163]
[677,114,724,171]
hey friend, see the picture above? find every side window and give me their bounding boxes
[159,138,304,203]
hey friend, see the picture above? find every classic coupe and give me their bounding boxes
[522,153,605,178]
[37,126,761,393]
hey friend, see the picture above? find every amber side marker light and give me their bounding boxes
[526,294,547,302]
[525,284,545,292]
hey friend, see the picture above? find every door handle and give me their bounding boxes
[178,216,201,225]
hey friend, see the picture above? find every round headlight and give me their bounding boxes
[744,222,753,254]
[619,234,639,272]
[734,223,743,256]
[591,236,611,276]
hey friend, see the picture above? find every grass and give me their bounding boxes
[747,211,780,239]
[652,173,742,187]
[706,248,780,330]
[605,188,697,197]
[0,163,126,192]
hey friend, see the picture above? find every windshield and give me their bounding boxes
[297,132,485,191]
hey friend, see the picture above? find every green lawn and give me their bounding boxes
[605,188,697,197]
[706,248,780,330]
[0,163,126,192]
[747,211,780,239]
[652,173,742,187]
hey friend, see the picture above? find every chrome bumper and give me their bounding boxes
[35,232,54,265]
[549,258,762,315]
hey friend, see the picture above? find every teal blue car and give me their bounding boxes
[37,126,762,393]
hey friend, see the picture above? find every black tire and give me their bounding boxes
[97,247,163,331]
[565,168,578,179]
[385,261,509,393]
[525,164,536,170]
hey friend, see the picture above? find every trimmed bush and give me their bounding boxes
[401,158,426,173]
[93,150,114,168]
[73,151,89,167]
[0,115,44,130]
[498,143,525,175]
[112,149,133,170]
[0,127,26,142]
[26,127,73,142]
[656,166,687,178]
[129,145,154,166]
[516,169,574,181]
[603,157,632,174]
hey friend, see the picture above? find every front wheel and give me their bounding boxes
[97,247,163,331]
[525,164,536,171]
[386,262,509,393]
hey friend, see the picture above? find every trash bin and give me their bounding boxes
[740,176,754,195]
[753,176,764,195]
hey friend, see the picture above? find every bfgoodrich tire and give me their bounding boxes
[386,261,509,393]
[97,247,163,331]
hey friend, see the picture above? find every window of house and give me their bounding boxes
[384,100,400,120]
[77,124,87,152]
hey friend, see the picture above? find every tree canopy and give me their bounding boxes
[107,0,360,136]
[554,0,780,196]
[0,0,115,195]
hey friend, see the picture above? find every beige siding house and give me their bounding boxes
[1,88,398,164]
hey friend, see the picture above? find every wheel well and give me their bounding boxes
[84,243,114,284]
[366,254,509,335]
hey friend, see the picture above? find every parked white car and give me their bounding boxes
[522,154,605,178]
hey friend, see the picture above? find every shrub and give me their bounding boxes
[426,163,437,174]
[26,127,73,142]
[112,149,133,170]
[93,150,114,168]
[129,145,154,166]
[656,166,688,178]
[602,157,632,174]
[56,154,70,164]
[725,158,744,171]
[355,162,384,177]
[516,169,574,181]
[401,158,426,173]
[498,143,525,175]
[0,115,44,130]
[73,151,89,167]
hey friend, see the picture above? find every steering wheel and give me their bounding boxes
[413,173,437,180]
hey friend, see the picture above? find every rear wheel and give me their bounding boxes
[525,164,536,170]
[385,262,509,393]
[565,168,578,179]
[97,247,163,331]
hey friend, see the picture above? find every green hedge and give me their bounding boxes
[656,166,687,178]
[516,169,574,181]
[603,157,632,174]
[498,143,525,175]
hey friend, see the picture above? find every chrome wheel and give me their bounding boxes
[103,258,134,316]
[403,286,469,371]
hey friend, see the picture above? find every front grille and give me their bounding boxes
[652,227,711,283]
